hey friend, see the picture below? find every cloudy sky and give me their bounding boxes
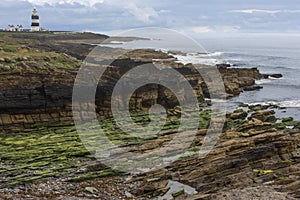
[1,0,300,35]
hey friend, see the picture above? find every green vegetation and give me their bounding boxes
[0,125,92,187]
[225,118,247,129]
[281,159,295,163]
[253,169,274,175]
[0,108,214,187]
[0,32,81,72]
[172,189,185,197]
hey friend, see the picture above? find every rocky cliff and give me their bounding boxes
[0,32,298,200]
[0,39,274,132]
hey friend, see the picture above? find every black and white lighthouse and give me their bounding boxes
[31,8,40,32]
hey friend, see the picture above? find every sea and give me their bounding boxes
[99,30,300,120]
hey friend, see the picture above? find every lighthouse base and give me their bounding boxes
[31,27,40,32]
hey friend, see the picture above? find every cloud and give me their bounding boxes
[26,0,104,6]
[230,9,300,15]
[230,9,280,14]
[218,25,240,32]
[158,9,170,14]
[192,26,212,33]
[2,0,300,33]
[27,0,161,25]
[190,25,240,34]
[283,10,300,13]
[125,2,159,23]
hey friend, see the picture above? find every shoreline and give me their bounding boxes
[0,31,299,199]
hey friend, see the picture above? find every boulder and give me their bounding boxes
[17,47,30,53]
[282,117,294,123]
[4,57,12,63]
[243,85,263,91]
[20,61,30,69]
[270,74,283,78]
[227,109,248,120]
[0,65,11,71]
[217,63,231,69]
[250,110,277,123]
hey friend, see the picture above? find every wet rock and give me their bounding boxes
[209,186,297,200]
[136,180,169,198]
[248,105,269,112]
[227,109,248,120]
[282,117,294,123]
[217,63,231,69]
[261,74,270,79]
[270,74,283,78]
[250,110,277,123]
[243,85,263,91]
[128,110,299,199]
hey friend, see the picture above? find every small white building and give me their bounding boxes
[16,25,24,32]
[6,25,25,32]
[6,25,15,32]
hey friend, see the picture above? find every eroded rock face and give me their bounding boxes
[128,110,300,199]
[0,48,269,131]
[0,107,298,199]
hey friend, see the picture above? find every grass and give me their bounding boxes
[0,32,81,72]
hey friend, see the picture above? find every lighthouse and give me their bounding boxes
[31,8,40,32]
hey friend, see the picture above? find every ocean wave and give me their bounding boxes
[174,55,221,65]
[255,79,273,85]
[108,41,126,44]
[248,100,300,108]
[170,51,226,65]
[156,48,169,54]
[191,52,224,57]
